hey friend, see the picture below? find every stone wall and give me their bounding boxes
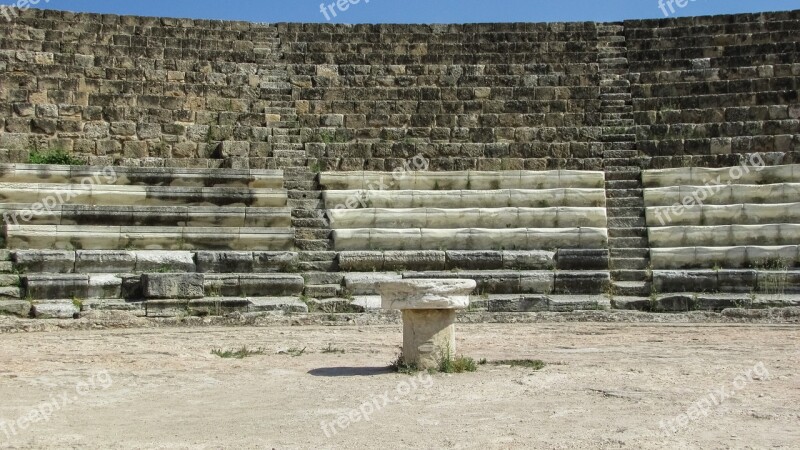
[0,9,797,169]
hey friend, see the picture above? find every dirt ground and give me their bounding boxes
[0,322,799,449]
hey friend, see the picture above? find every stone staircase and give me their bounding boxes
[598,23,651,298]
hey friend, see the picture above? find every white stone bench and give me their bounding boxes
[328,207,607,229]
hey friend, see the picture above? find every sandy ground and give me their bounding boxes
[0,322,799,449]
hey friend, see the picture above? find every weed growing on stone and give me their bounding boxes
[389,353,421,375]
[28,148,83,165]
[211,346,266,359]
[286,347,307,357]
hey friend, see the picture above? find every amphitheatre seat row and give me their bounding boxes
[643,163,800,296]
[320,169,611,297]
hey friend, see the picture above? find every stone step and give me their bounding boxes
[601,119,636,127]
[608,227,647,238]
[320,170,606,191]
[604,179,640,189]
[607,197,645,208]
[607,207,645,218]
[6,225,296,251]
[0,204,291,228]
[610,248,650,258]
[338,249,563,272]
[606,188,643,198]
[146,297,308,318]
[650,224,800,248]
[603,151,639,160]
[605,170,641,181]
[600,134,637,143]
[644,202,800,227]
[650,245,799,270]
[608,236,649,248]
[332,227,608,251]
[0,164,284,188]
[611,258,649,270]
[612,269,649,282]
[608,216,647,228]
[652,269,800,295]
[487,295,612,312]
[328,207,607,229]
[644,184,800,206]
[0,184,288,208]
[323,188,607,209]
[642,165,800,189]
[304,284,342,299]
[612,281,652,297]
[606,141,638,151]
[343,270,610,296]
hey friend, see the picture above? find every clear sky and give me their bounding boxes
[1,0,798,23]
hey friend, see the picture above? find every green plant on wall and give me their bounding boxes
[28,149,83,165]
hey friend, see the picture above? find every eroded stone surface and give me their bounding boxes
[377,279,476,310]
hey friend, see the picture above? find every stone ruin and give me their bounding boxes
[0,8,798,318]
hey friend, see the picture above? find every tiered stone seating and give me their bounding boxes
[285,22,605,173]
[0,164,306,317]
[643,164,800,308]
[320,170,611,307]
[625,11,800,166]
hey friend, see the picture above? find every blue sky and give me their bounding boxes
[2,0,798,23]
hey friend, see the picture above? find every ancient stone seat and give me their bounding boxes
[0,164,304,317]
[320,170,611,303]
[643,164,800,299]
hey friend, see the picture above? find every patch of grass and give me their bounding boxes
[286,347,307,357]
[492,359,546,370]
[438,348,477,374]
[71,297,83,310]
[389,353,421,375]
[322,343,345,354]
[28,148,83,165]
[211,346,266,359]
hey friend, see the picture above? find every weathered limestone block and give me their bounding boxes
[187,298,252,316]
[338,251,385,271]
[445,251,503,270]
[134,251,196,272]
[75,250,136,273]
[652,270,718,293]
[548,295,602,312]
[32,300,79,319]
[144,299,190,318]
[248,297,308,313]
[488,295,549,312]
[555,249,609,270]
[378,279,475,310]
[650,224,800,247]
[344,273,402,295]
[252,252,299,272]
[324,188,606,209]
[304,284,340,298]
[88,274,122,299]
[553,272,610,294]
[0,300,31,317]
[238,274,304,296]
[196,251,254,273]
[384,251,446,271]
[23,274,89,299]
[141,273,204,299]
[14,250,75,273]
[502,250,555,270]
[643,164,800,188]
[717,270,757,293]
